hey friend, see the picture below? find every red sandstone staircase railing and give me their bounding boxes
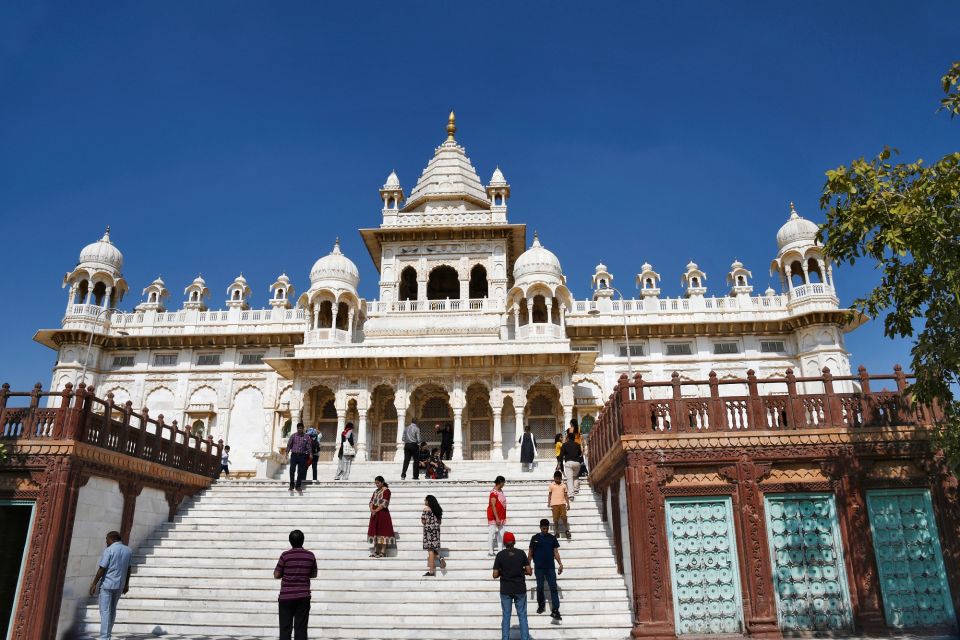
[0,382,222,477]
[588,365,942,473]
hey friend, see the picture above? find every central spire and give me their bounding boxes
[446,110,456,141]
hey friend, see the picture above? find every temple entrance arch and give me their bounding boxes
[526,382,561,458]
[427,265,459,300]
[465,382,492,460]
[369,385,398,461]
[305,384,337,461]
[410,384,451,451]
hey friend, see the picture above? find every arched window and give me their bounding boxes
[737,275,746,286]
[335,302,349,330]
[92,281,107,306]
[494,195,503,206]
[277,289,285,300]
[149,292,157,302]
[318,300,333,328]
[191,420,205,437]
[399,266,418,301]
[645,278,653,289]
[789,261,805,287]
[599,279,607,288]
[76,280,89,304]
[387,197,395,209]
[427,265,459,300]
[806,258,823,283]
[233,290,240,300]
[191,291,199,301]
[531,295,548,323]
[469,264,488,299]
[690,277,700,288]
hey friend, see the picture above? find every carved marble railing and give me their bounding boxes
[516,323,564,340]
[569,294,789,316]
[365,297,494,315]
[62,306,307,336]
[587,365,939,477]
[0,383,222,477]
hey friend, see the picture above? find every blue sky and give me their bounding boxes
[1,2,957,390]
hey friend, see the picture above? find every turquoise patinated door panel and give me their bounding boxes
[866,489,956,629]
[665,497,744,635]
[764,493,853,631]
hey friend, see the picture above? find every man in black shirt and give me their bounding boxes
[492,531,532,640]
[528,518,564,619]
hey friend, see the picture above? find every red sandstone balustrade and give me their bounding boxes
[587,365,941,472]
[0,382,221,477]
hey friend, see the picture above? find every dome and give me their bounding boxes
[384,171,400,189]
[776,203,819,250]
[731,259,744,270]
[79,227,123,272]
[685,260,700,272]
[189,275,206,288]
[595,262,608,273]
[514,233,564,284]
[310,239,360,289]
[489,166,507,186]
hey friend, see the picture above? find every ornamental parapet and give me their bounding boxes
[587,364,938,488]
[0,382,222,478]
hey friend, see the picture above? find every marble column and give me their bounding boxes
[393,396,408,463]
[355,409,368,461]
[490,406,504,461]
[452,407,464,461]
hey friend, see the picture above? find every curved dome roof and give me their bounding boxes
[79,227,123,272]
[776,203,819,250]
[310,239,360,290]
[514,233,564,285]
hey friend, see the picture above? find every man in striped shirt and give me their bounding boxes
[274,529,318,640]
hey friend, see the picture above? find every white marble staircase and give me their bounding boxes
[74,462,633,639]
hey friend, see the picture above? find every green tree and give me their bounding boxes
[818,62,960,470]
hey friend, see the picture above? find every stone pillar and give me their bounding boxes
[513,306,520,336]
[84,287,93,305]
[347,309,355,341]
[104,285,113,308]
[119,480,143,545]
[393,394,408,463]
[801,262,810,285]
[490,405,504,461]
[546,296,553,324]
[509,399,525,460]
[459,277,469,300]
[822,454,887,633]
[354,409,368,462]
[718,456,781,639]
[624,452,675,639]
[563,405,573,433]
[559,304,566,330]
[66,283,76,313]
[452,407,464,461]
[312,305,320,331]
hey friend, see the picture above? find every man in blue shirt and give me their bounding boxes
[88,530,133,640]
[528,518,564,620]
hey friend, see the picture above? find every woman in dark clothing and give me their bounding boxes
[421,494,446,576]
[437,423,454,460]
[519,425,537,471]
[561,432,583,497]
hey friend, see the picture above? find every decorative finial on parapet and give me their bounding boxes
[789,201,798,218]
[446,110,456,141]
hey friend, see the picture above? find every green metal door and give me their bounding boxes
[666,496,744,635]
[765,493,852,631]
[866,489,956,629]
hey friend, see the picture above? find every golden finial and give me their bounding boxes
[446,110,456,141]
[789,201,797,216]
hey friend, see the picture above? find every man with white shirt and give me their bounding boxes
[400,420,422,480]
[88,530,132,640]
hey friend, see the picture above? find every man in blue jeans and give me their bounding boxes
[88,530,132,640]
[287,422,311,493]
[528,518,564,619]
[492,531,532,640]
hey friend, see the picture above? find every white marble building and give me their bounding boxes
[36,114,852,473]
